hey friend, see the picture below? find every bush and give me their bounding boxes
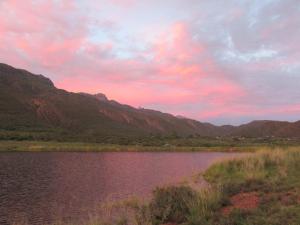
[186,188,223,225]
[149,185,197,225]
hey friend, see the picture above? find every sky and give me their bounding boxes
[0,0,300,125]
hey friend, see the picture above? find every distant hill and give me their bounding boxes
[229,120,300,138]
[0,63,299,141]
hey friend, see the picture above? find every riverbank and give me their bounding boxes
[0,140,297,152]
[91,147,300,225]
[146,147,300,225]
[11,146,300,225]
[199,147,300,225]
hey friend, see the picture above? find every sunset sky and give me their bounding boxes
[0,0,299,125]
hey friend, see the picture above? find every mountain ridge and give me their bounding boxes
[1,62,300,141]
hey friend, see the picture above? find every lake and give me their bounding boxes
[0,152,239,224]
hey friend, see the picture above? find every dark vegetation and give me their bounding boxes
[149,186,197,225]
[1,136,300,153]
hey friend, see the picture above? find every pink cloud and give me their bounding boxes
[1,0,299,125]
[0,0,87,68]
[54,21,245,115]
[198,104,300,122]
[0,1,246,122]
[8,4,244,116]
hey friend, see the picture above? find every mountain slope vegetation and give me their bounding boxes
[0,63,299,142]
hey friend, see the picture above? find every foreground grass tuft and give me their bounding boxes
[149,186,197,225]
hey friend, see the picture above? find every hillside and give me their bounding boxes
[0,63,299,142]
[230,120,300,138]
[0,63,222,141]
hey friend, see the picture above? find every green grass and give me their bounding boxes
[0,140,251,152]
[1,128,300,149]
[10,147,300,225]
[200,148,300,225]
[1,140,299,152]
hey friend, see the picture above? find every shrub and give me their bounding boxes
[149,185,197,225]
[186,188,223,225]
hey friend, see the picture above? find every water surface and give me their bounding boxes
[0,152,239,224]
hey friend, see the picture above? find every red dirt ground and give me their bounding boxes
[221,192,260,216]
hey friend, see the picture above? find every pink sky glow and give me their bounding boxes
[0,0,300,125]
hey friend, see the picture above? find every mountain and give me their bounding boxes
[230,120,300,138]
[0,63,223,140]
[0,63,299,141]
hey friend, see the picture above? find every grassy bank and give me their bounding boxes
[149,148,300,225]
[0,140,299,152]
[81,147,300,225]
[0,140,252,152]
[200,148,300,225]
[11,147,300,225]
[2,129,300,152]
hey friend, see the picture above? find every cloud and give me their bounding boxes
[0,0,299,125]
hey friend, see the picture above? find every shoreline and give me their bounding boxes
[97,147,300,225]
[6,146,300,225]
[0,140,292,153]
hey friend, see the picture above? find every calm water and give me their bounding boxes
[0,152,239,224]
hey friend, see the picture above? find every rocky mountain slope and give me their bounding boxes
[0,63,299,140]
